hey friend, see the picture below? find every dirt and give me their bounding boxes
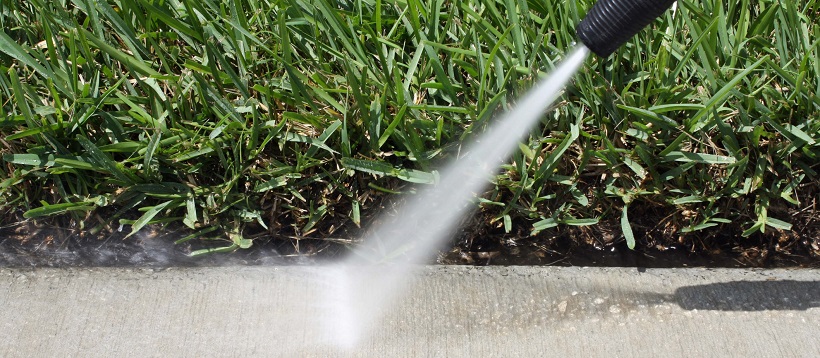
[439,226,820,268]
[1,206,818,268]
[438,202,820,268]
[1,177,819,268]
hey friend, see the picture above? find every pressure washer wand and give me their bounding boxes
[576,0,677,58]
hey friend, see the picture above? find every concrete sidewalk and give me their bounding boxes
[1,266,818,357]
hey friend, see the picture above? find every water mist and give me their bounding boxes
[318,0,679,348]
[319,46,589,348]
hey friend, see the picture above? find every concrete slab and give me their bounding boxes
[1,266,818,357]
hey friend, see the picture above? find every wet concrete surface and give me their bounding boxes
[1,266,818,357]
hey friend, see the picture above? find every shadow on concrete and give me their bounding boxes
[672,280,820,311]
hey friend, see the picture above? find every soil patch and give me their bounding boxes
[1,209,818,268]
[1,187,818,268]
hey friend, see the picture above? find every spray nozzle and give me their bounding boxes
[576,0,677,58]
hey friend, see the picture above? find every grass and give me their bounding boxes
[1,0,818,257]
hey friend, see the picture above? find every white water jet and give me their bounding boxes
[321,45,590,348]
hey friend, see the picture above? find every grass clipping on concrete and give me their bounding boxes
[0,0,818,261]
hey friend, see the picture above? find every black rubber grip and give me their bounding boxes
[576,0,677,58]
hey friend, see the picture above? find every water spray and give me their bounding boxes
[321,0,680,348]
